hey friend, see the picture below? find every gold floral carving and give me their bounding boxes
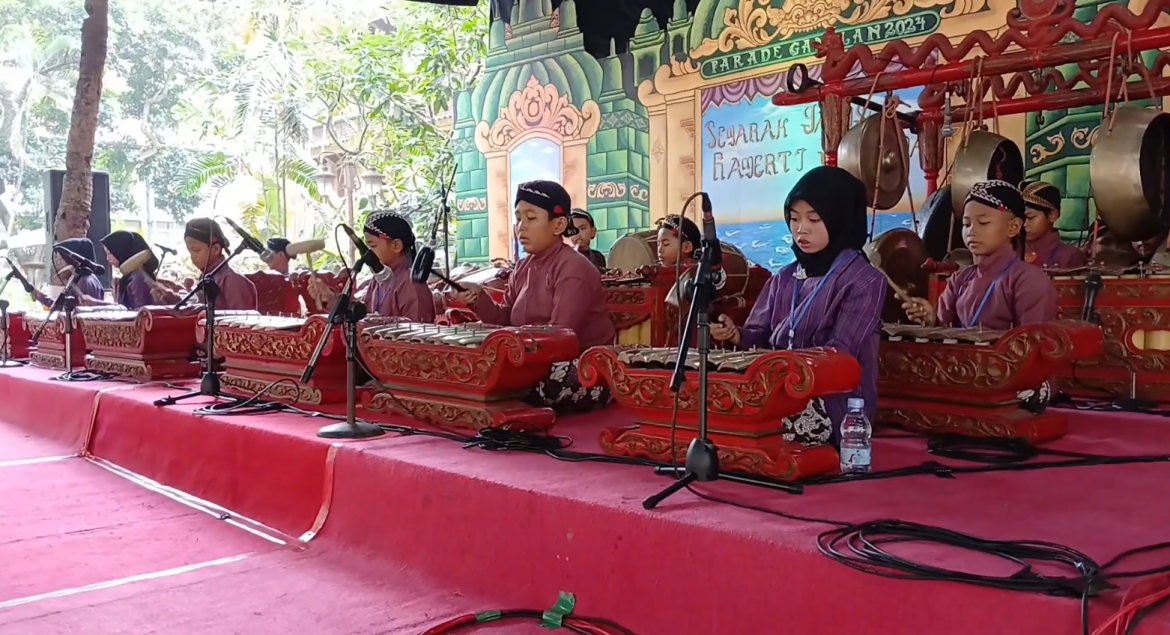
[588,182,628,200]
[84,357,151,381]
[457,197,488,212]
[222,373,322,405]
[474,76,602,153]
[688,0,988,59]
[1029,132,1065,164]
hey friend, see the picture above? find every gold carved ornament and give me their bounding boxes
[211,319,326,360]
[474,76,602,154]
[688,0,988,59]
[356,329,540,389]
[878,325,1072,389]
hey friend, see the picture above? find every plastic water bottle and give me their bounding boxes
[839,398,872,474]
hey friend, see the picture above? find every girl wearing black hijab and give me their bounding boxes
[51,237,105,305]
[709,166,888,446]
[101,230,163,309]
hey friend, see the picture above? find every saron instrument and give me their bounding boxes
[206,312,347,406]
[24,306,105,370]
[876,321,1103,442]
[578,345,860,481]
[76,306,202,380]
[357,320,579,433]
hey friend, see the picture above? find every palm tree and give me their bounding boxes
[53,0,109,241]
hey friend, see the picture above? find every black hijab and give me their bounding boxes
[55,237,96,263]
[784,166,869,277]
[101,230,158,277]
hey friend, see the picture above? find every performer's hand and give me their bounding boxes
[902,297,937,326]
[307,273,338,308]
[150,286,178,304]
[710,314,741,345]
[454,283,481,308]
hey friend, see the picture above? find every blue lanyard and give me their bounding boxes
[966,260,1017,328]
[786,253,850,348]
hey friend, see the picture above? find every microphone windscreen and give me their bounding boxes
[285,239,326,256]
[411,247,435,284]
[120,250,153,275]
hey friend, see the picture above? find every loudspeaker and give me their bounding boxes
[44,170,113,289]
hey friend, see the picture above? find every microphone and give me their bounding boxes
[700,193,723,267]
[3,257,35,294]
[340,225,391,282]
[1082,271,1103,323]
[221,217,270,259]
[53,245,106,275]
[410,245,465,291]
[155,243,177,256]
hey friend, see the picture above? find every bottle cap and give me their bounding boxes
[847,397,864,410]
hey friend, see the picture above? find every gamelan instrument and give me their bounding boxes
[949,130,1025,213]
[23,306,106,370]
[203,312,347,406]
[432,264,511,325]
[865,228,929,322]
[838,113,911,210]
[75,307,202,380]
[289,270,347,315]
[876,321,1104,443]
[604,229,771,346]
[578,345,860,481]
[3,311,32,360]
[1089,106,1170,243]
[243,271,302,316]
[356,320,579,433]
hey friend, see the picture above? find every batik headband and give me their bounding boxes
[515,180,578,237]
[1019,180,1061,215]
[965,180,1026,218]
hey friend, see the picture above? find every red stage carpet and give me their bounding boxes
[1,367,1168,635]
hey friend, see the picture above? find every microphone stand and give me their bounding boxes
[153,243,249,407]
[644,244,799,509]
[0,276,24,367]
[31,266,89,379]
[300,257,384,439]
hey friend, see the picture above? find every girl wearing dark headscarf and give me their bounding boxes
[265,237,293,275]
[101,230,161,309]
[51,237,105,305]
[903,179,1058,330]
[1019,180,1087,268]
[656,214,701,267]
[709,166,887,444]
[183,218,258,311]
[354,211,435,322]
[453,180,614,412]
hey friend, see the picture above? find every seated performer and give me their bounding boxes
[100,230,175,309]
[709,166,886,444]
[455,180,615,411]
[183,218,259,311]
[656,214,701,267]
[1019,180,1087,268]
[567,209,606,269]
[264,237,294,275]
[52,237,105,305]
[902,180,1059,330]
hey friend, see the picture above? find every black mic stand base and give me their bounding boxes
[651,462,804,496]
[152,372,230,407]
[316,420,384,439]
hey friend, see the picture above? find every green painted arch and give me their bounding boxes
[688,0,736,51]
[472,53,606,126]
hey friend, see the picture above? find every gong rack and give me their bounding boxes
[773,0,1170,198]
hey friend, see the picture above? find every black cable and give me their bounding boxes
[51,368,117,382]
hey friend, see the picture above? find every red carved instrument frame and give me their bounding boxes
[577,346,861,481]
[3,311,31,360]
[878,321,1104,442]
[357,321,580,434]
[77,307,202,380]
[200,313,347,406]
[24,311,88,370]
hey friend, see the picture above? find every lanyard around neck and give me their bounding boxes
[966,259,1017,328]
[787,253,850,347]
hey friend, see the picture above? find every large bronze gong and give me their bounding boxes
[865,228,929,323]
[839,114,911,210]
[1090,106,1170,243]
[951,130,1025,213]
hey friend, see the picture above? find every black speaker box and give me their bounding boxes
[44,170,113,289]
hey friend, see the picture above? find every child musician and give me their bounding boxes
[265,237,294,275]
[657,214,701,267]
[52,237,105,305]
[567,209,606,269]
[361,211,435,322]
[902,180,1059,330]
[183,218,259,311]
[100,230,175,309]
[1020,180,1087,268]
[710,166,887,444]
[456,180,614,411]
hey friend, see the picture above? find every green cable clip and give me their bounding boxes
[541,591,577,629]
[474,610,502,623]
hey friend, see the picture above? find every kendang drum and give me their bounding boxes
[607,229,756,297]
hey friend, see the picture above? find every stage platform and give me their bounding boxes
[1,365,1169,635]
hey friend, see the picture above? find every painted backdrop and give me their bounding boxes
[453,0,1166,269]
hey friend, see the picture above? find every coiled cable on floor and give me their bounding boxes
[419,609,639,635]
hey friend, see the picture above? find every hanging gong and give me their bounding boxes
[1090,106,1170,243]
[950,130,1024,213]
[864,228,929,323]
[839,114,911,210]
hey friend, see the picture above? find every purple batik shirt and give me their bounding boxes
[475,241,615,353]
[120,271,155,309]
[366,258,436,322]
[198,261,258,311]
[937,244,1058,330]
[737,250,886,430]
[75,274,105,302]
[1026,231,1087,269]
